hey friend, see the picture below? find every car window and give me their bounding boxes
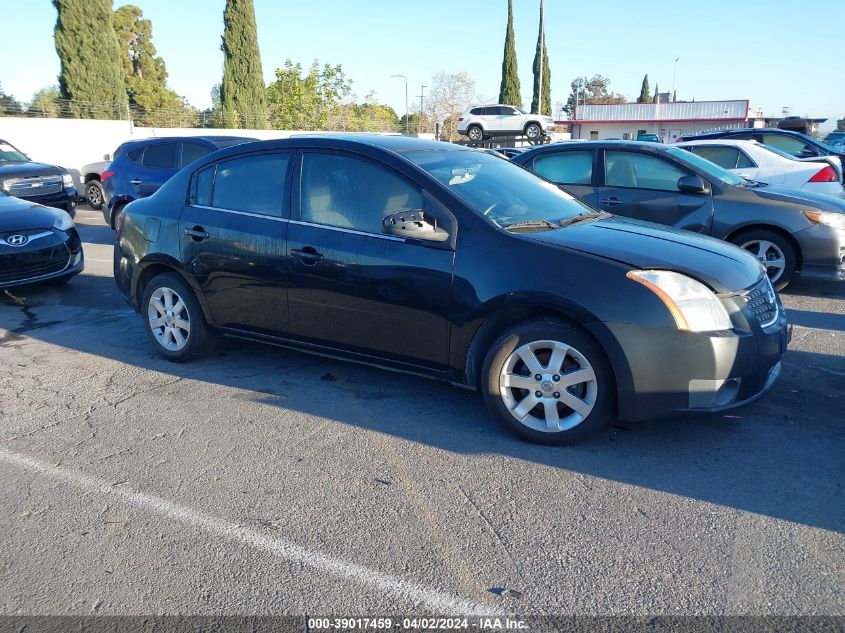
[736,150,755,169]
[301,153,422,234]
[761,134,815,156]
[0,142,29,163]
[142,143,179,169]
[501,107,517,116]
[189,165,215,207]
[483,107,497,116]
[212,153,289,216]
[126,147,144,164]
[605,151,687,191]
[181,142,212,168]
[470,107,483,116]
[533,151,593,185]
[686,145,742,169]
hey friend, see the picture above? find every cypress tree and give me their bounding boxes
[498,0,521,107]
[221,0,267,129]
[637,74,650,104]
[530,0,551,115]
[53,0,127,119]
[652,83,659,103]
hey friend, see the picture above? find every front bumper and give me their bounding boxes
[0,228,84,289]
[607,284,790,421]
[14,188,78,212]
[794,223,845,281]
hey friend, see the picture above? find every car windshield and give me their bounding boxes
[0,142,29,163]
[405,149,597,229]
[668,147,747,186]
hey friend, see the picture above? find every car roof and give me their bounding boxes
[675,139,759,147]
[119,135,257,150]
[515,139,675,160]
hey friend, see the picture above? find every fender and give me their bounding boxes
[132,253,216,326]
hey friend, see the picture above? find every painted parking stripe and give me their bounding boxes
[0,446,497,615]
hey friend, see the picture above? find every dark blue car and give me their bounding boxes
[101,136,255,228]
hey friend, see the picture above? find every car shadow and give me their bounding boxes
[2,273,843,535]
[785,308,845,332]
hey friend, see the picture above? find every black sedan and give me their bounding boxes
[512,141,845,289]
[114,135,788,445]
[0,192,84,288]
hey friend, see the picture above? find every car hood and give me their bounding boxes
[0,161,65,179]
[0,195,59,230]
[750,184,845,213]
[521,215,764,292]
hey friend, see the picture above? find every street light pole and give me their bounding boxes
[672,57,679,101]
[390,74,409,133]
[417,85,427,133]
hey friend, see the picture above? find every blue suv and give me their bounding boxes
[102,136,255,228]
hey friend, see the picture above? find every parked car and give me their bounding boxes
[675,139,845,199]
[676,128,845,167]
[824,131,845,146]
[636,133,663,143]
[0,139,78,216]
[115,135,788,445]
[511,140,845,289]
[79,156,112,210]
[102,135,256,228]
[457,105,555,142]
[0,191,83,288]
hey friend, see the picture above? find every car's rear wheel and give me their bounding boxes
[525,123,543,139]
[141,273,215,362]
[481,318,615,445]
[85,180,104,210]
[467,125,484,141]
[731,229,796,290]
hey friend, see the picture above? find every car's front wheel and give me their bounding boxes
[730,229,797,290]
[141,273,215,361]
[481,318,615,445]
[525,123,543,139]
[85,180,104,210]
[467,125,484,141]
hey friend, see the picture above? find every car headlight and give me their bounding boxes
[627,270,732,332]
[62,173,74,189]
[803,210,845,230]
[52,209,75,232]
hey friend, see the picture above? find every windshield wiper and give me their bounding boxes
[558,211,602,227]
[503,219,559,232]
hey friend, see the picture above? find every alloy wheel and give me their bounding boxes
[86,183,102,207]
[741,239,786,285]
[468,127,483,141]
[499,340,598,433]
[147,286,191,352]
[526,124,541,139]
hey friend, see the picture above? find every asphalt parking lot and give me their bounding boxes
[0,207,843,616]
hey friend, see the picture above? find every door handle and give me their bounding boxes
[599,197,622,207]
[129,179,143,185]
[292,246,323,265]
[184,227,210,242]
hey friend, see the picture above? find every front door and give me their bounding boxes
[286,151,454,369]
[529,149,599,206]
[597,149,714,233]
[180,151,292,335]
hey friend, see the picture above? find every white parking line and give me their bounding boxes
[0,446,497,615]
[85,258,113,263]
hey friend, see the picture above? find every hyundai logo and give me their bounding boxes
[5,234,28,246]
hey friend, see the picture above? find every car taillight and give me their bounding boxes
[101,170,115,183]
[809,166,837,183]
[457,117,464,122]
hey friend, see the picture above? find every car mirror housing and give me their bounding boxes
[678,175,711,195]
[382,210,449,242]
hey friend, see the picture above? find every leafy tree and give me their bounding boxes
[53,0,127,119]
[113,5,197,127]
[652,83,659,103]
[0,83,23,116]
[427,71,476,141]
[563,75,626,116]
[221,0,267,129]
[266,59,351,130]
[637,74,650,104]
[530,0,551,115]
[672,90,677,102]
[498,0,521,107]
[28,86,62,117]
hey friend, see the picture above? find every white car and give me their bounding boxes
[457,105,555,141]
[675,139,845,199]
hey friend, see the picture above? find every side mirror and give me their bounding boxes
[678,175,711,195]
[383,210,449,242]
[103,153,112,161]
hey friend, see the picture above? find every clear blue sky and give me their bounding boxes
[3,0,844,130]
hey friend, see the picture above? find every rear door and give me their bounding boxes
[597,149,715,233]
[529,149,598,205]
[180,151,292,335]
[683,144,763,181]
[137,142,180,198]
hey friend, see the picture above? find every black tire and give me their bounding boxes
[467,125,484,142]
[480,318,615,445]
[141,273,215,362]
[85,179,104,210]
[729,228,797,291]
[525,123,543,139]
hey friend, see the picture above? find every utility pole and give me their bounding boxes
[391,74,409,133]
[672,57,679,101]
[417,85,427,133]
[538,0,545,116]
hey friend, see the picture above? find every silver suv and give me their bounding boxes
[457,105,555,141]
